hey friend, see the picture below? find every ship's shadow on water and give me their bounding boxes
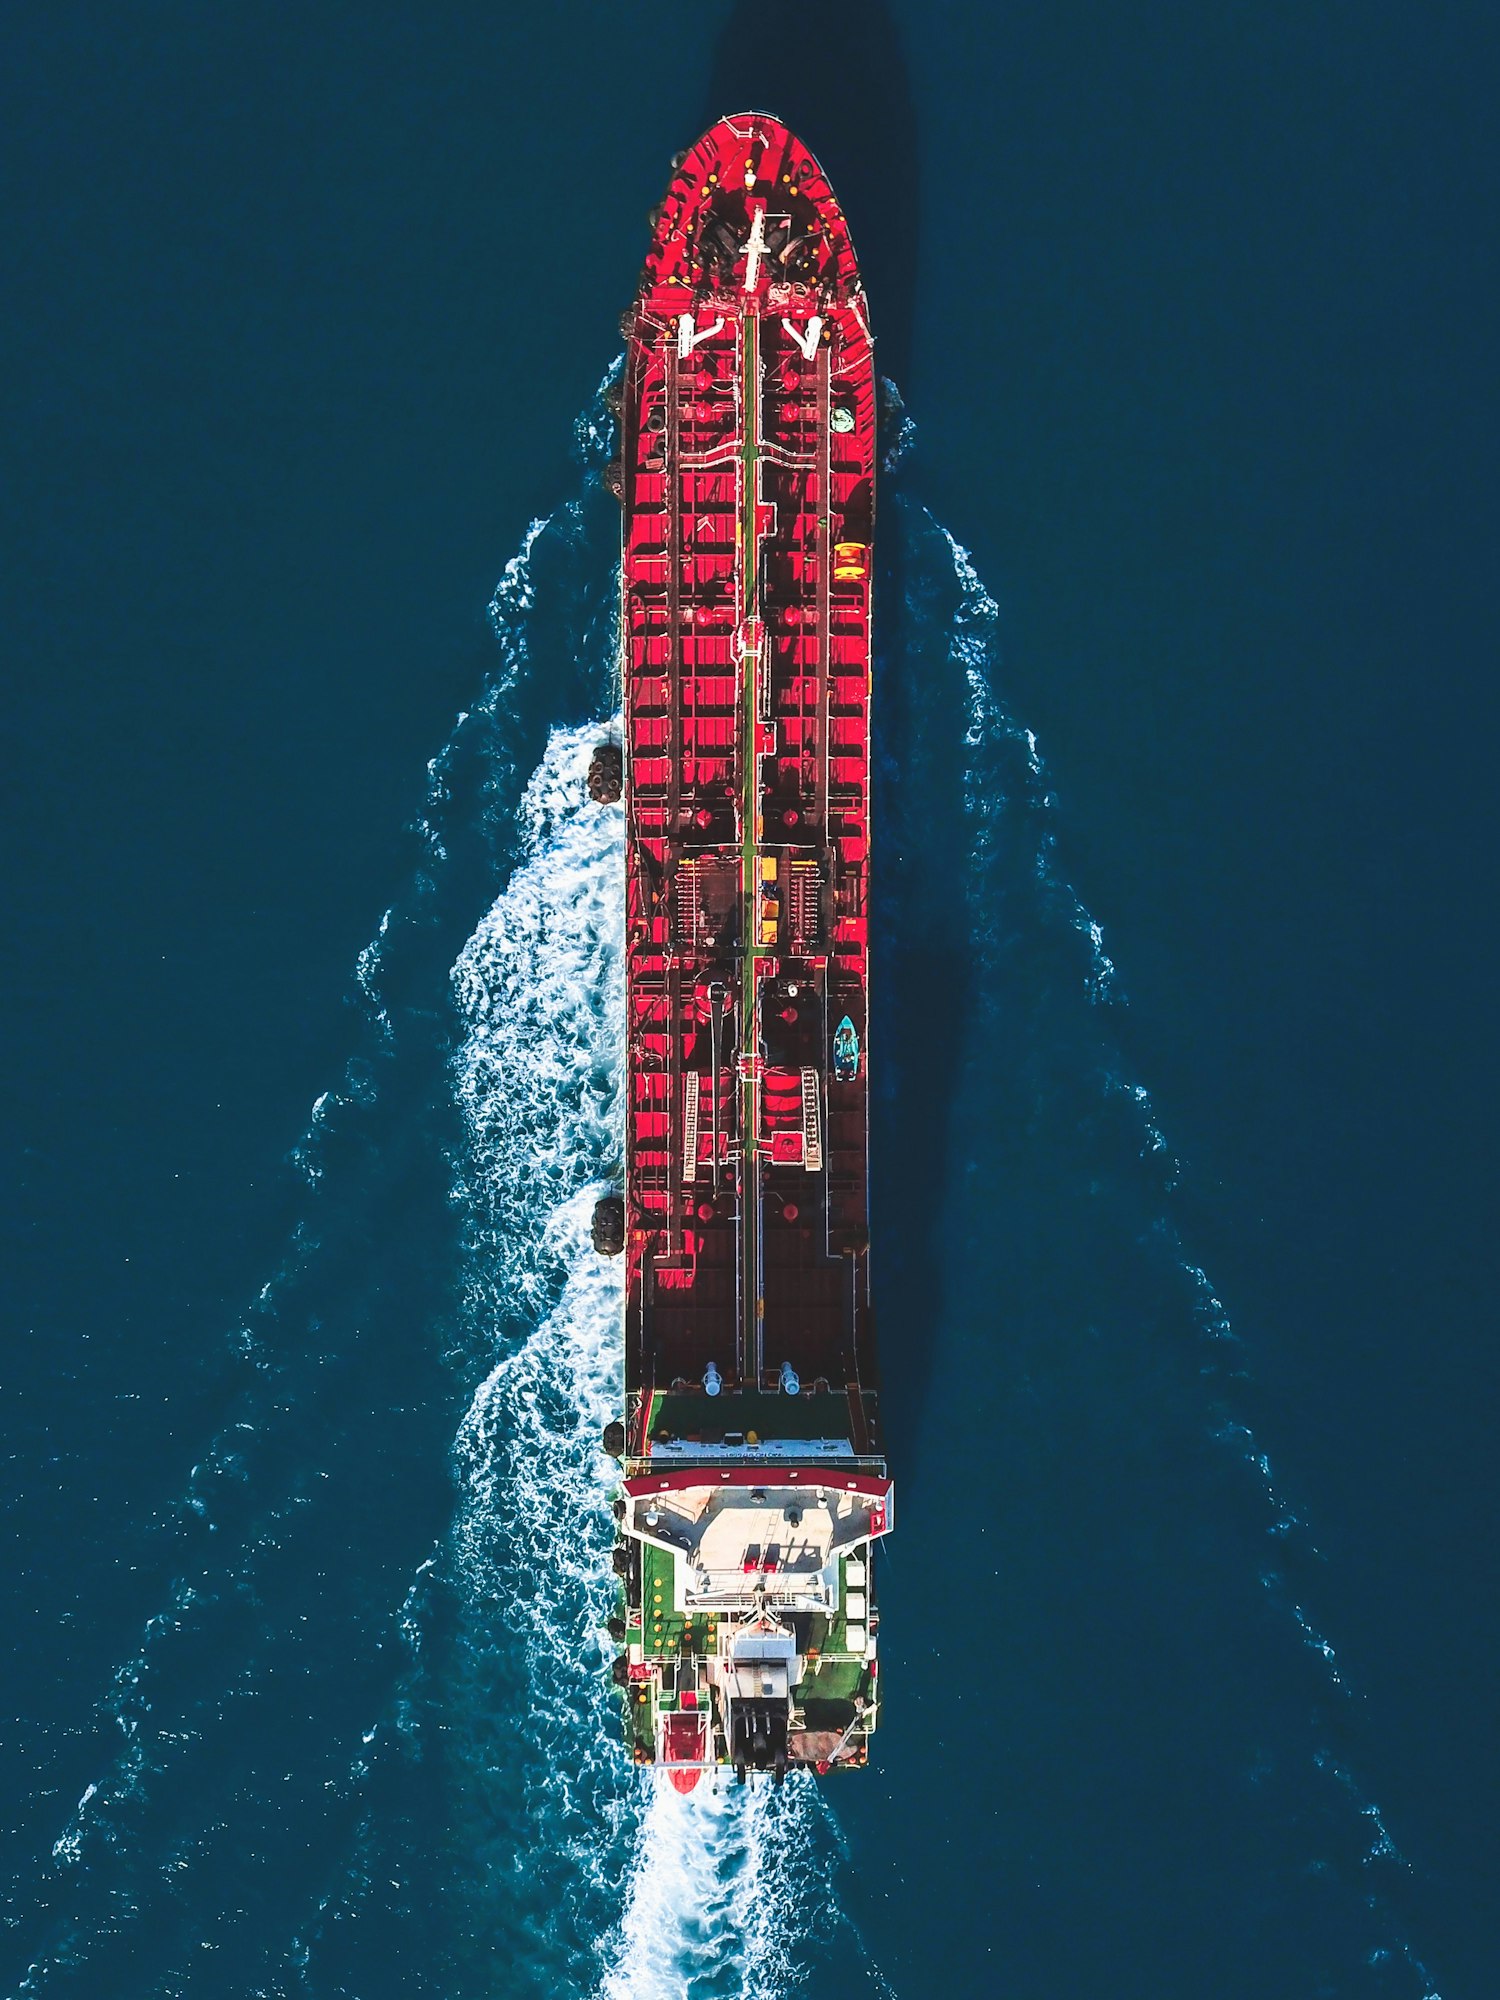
[700,0,919,392]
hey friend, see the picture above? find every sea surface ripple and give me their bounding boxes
[4,375,1440,2000]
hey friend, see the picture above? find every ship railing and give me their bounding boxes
[681,1588,836,1617]
[755,442,817,471]
[622,1453,888,1478]
[679,444,741,471]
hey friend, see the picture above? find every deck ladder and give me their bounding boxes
[800,1067,823,1172]
[682,1072,700,1183]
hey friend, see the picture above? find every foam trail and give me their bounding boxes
[16,359,859,1996]
[440,720,641,1986]
[931,506,1441,1997]
[451,721,626,1316]
[19,365,852,1995]
[444,723,856,1997]
[8,405,629,1992]
[602,1779,832,2000]
[945,519,1123,1008]
[350,353,622,1051]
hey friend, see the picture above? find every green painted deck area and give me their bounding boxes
[792,1557,870,1703]
[647,1388,854,1445]
[795,1656,868,1704]
[627,1685,654,1755]
[625,1537,876,1760]
[642,1539,721,1661]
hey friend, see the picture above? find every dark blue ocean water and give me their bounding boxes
[5,5,1496,1996]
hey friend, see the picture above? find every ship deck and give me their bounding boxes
[611,110,886,1780]
[620,112,878,1434]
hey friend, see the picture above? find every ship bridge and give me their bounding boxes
[623,1467,891,1615]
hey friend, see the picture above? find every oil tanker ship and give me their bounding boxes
[596,112,891,1789]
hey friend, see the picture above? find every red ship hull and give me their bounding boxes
[610,114,887,1781]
